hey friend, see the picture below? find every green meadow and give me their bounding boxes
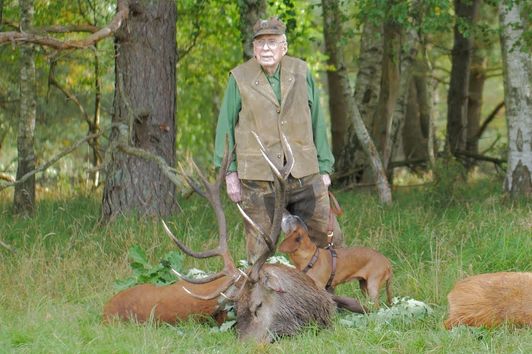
[1,177,530,353]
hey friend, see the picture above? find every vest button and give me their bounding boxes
[281,121,285,125]
[276,108,281,113]
[277,154,282,159]
[255,81,259,85]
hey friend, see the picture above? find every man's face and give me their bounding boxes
[253,34,287,72]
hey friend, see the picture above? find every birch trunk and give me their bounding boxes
[101,0,179,221]
[499,1,532,199]
[13,0,36,215]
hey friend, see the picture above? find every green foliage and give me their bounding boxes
[427,157,469,208]
[113,244,184,291]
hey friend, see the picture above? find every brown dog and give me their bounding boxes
[279,214,393,307]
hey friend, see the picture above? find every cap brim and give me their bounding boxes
[253,29,285,39]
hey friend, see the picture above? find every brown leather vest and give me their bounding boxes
[231,56,319,181]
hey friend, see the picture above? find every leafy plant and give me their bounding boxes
[114,245,184,291]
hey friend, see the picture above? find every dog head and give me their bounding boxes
[279,213,310,253]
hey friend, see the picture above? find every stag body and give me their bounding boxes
[445,272,532,329]
[102,277,228,324]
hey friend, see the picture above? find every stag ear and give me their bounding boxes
[261,272,286,293]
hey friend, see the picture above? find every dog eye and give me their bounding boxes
[295,236,301,242]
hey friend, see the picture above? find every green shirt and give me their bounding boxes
[214,65,334,175]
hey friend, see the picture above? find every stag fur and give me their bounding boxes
[236,264,335,342]
[444,272,532,329]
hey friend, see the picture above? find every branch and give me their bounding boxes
[0,0,128,49]
[117,144,184,190]
[475,101,505,140]
[0,132,103,191]
[48,62,92,129]
[454,150,506,166]
[4,19,99,33]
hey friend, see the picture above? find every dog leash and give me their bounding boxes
[302,192,342,290]
[324,192,341,290]
[326,191,343,248]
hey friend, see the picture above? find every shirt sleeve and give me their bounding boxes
[214,74,241,171]
[307,70,335,174]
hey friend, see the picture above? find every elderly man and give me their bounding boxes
[214,17,342,263]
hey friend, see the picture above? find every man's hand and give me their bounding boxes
[225,172,242,203]
[321,174,331,189]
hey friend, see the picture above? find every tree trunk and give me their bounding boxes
[322,0,348,161]
[335,21,383,185]
[499,1,532,199]
[446,0,480,155]
[13,0,36,216]
[384,26,419,171]
[102,0,179,221]
[90,45,102,187]
[466,49,486,159]
[238,0,266,61]
[322,0,391,204]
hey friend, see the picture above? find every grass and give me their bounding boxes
[0,177,531,353]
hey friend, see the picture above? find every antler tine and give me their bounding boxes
[236,203,274,252]
[181,276,240,300]
[162,220,223,259]
[251,131,283,179]
[178,162,207,199]
[169,266,226,285]
[280,133,295,179]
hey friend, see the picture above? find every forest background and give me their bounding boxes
[0,0,531,353]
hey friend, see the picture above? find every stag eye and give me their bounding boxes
[254,302,263,316]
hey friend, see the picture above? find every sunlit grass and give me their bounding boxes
[0,177,531,353]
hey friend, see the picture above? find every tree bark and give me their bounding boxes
[499,1,532,199]
[101,0,179,221]
[371,18,401,182]
[466,48,486,159]
[238,0,266,61]
[322,0,391,204]
[383,26,419,171]
[335,20,383,186]
[91,45,102,187]
[335,21,383,185]
[446,0,480,155]
[13,0,36,216]
[322,0,348,161]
